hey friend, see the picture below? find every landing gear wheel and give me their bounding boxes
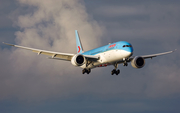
[111,71,114,75]
[82,69,86,74]
[82,69,91,74]
[116,69,120,75]
[111,69,116,75]
[88,69,91,73]
[111,69,120,75]
[123,63,128,66]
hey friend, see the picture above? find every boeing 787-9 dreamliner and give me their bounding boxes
[3,30,176,75]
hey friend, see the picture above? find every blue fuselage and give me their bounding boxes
[79,41,134,69]
[82,41,133,56]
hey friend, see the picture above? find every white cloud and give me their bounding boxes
[0,0,104,101]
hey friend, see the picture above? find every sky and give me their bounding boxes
[0,0,180,113]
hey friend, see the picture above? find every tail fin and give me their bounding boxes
[75,30,84,54]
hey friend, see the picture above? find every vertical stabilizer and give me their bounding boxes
[75,30,84,54]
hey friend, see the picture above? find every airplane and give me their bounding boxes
[3,30,176,75]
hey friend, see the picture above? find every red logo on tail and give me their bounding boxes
[78,46,81,53]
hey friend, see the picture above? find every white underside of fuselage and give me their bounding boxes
[80,49,132,69]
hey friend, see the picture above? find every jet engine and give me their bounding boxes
[71,54,86,66]
[131,56,145,68]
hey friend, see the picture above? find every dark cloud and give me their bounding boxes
[0,0,180,113]
[85,0,180,41]
[0,0,18,45]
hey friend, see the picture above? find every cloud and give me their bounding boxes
[0,0,104,101]
[0,0,18,44]
[144,55,180,98]
[89,1,180,45]
[94,6,146,17]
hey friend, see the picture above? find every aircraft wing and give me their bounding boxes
[3,42,99,61]
[124,50,176,64]
[141,50,176,59]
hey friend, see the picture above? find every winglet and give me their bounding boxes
[2,42,15,46]
[75,30,84,54]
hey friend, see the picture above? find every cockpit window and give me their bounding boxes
[123,45,132,47]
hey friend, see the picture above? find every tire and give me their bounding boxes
[115,70,120,75]
[82,69,85,74]
[111,71,114,75]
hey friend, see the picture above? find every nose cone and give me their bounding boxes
[119,41,133,56]
[129,46,133,53]
[129,47,133,56]
[124,46,133,57]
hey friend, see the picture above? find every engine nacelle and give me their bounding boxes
[131,56,145,68]
[71,54,86,66]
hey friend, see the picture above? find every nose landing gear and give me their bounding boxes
[123,58,129,66]
[123,62,128,66]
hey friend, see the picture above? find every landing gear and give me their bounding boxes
[111,69,120,75]
[123,58,129,66]
[111,63,120,75]
[82,68,91,74]
[123,62,128,66]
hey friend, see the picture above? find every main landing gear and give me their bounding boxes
[111,63,120,75]
[82,68,91,74]
[111,69,120,75]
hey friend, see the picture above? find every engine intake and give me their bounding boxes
[131,56,145,68]
[71,54,86,66]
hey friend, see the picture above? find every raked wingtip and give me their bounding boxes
[2,42,15,46]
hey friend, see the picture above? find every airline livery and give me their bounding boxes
[3,30,176,75]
